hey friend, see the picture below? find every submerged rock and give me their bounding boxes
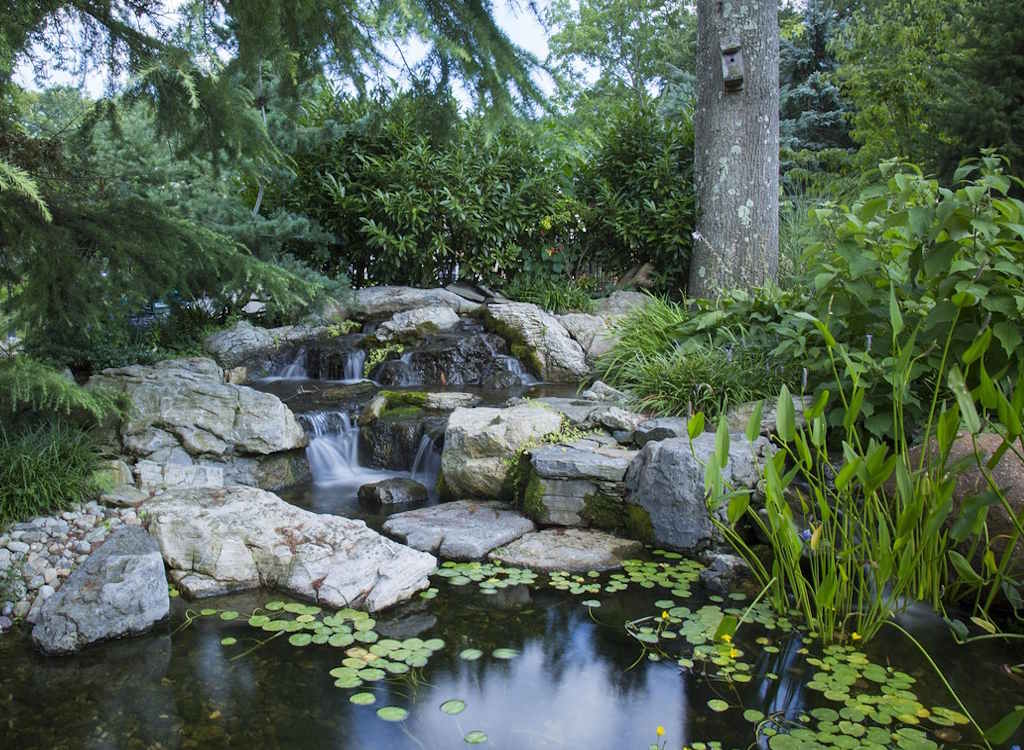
[143,485,436,611]
[382,501,535,560]
[624,434,771,552]
[699,552,755,596]
[484,302,589,382]
[440,405,564,499]
[358,478,429,506]
[31,527,169,654]
[489,528,642,571]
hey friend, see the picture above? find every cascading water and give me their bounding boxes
[343,350,367,382]
[410,433,442,492]
[267,349,308,380]
[482,338,537,385]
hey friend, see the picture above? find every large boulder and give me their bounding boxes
[375,306,460,342]
[484,302,589,382]
[633,417,689,447]
[90,358,307,492]
[557,313,617,362]
[358,478,429,506]
[592,291,650,317]
[489,528,643,572]
[624,434,771,552]
[531,397,643,433]
[354,286,480,319]
[143,485,436,611]
[441,404,564,499]
[383,501,535,559]
[203,320,329,372]
[520,441,639,530]
[371,331,523,387]
[31,527,169,654]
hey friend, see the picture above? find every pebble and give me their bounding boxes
[0,502,141,631]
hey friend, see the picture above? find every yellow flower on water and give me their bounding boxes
[661,610,670,621]
[730,648,741,658]
[851,632,862,641]
[656,726,665,737]
[721,633,732,643]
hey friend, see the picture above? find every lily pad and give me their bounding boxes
[441,699,467,715]
[464,730,488,744]
[376,706,409,722]
[350,692,376,706]
[492,648,518,659]
[288,633,312,647]
[707,699,729,713]
[220,637,237,646]
[459,648,483,661]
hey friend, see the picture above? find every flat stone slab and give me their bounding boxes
[382,501,535,560]
[143,485,436,611]
[32,527,169,654]
[633,417,688,446]
[530,443,637,482]
[489,528,643,572]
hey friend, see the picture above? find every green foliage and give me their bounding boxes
[504,276,595,314]
[596,294,798,418]
[0,419,103,526]
[0,356,121,425]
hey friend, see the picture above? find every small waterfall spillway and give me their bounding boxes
[481,336,538,385]
[269,349,308,380]
[343,350,366,382]
[298,410,441,500]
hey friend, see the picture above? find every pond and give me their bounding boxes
[2,553,1022,749]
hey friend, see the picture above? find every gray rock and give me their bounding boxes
[143,485,436,611]
[484,302,589,382]
[383,501,535,560]
[557,313,617,361]
[424,392,482,411]
[530,444,636,482]
[633,417,689,446]
[134,460,224,492]
[358,478,429,506]
[522,476,603,526]
[93,458,135,488]
[700,553,754,595]
[375,306,461,342]
[726,394,814,436]
[624,434,770,552]
[592,291,650,317]
[31,527,169,654]
[354,286,480,319]
[203,320,328,369]
[440,405,564,499]
[580,381,630,406]
[7,540,29,554]
[91,358,306,458]
[101,485,150,508]
[489,528,643,571]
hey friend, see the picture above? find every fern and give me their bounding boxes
[0,357,121,423]
[0,158,51,221]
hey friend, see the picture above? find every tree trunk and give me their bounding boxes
[689,0,779,298]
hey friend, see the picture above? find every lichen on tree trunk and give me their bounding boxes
[689,0,780,298]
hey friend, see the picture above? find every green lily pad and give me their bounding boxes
[423,638,445,651]
[219,610,238,621]
[376,706,408,722]
[288,633,312,647]
[707,699,729,713]
[459,648,483,661]
[464,730,488,744]
[333,676,363,688]
[743,709,764,723]
[220,637,237,646]
[441,699,467,715]
[581,599,601,608]
[492,648,518,659]
[350,692,376,705]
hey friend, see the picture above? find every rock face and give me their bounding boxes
[382,501,535,559]
[31,527,169,654]
[441,405,564,499]
[624,434,771,552]
[557,313,616,362]
[908,433,1024,574]
[521,441,638,529]
[372,332,522,387]
[484,302,589,382]
[358,478,429,506]
[726,394,814,437]
[143,485,436,611]
[633,417,689,447]
[354,286,480,319]
[489,528,643,571]
[531,397,643,433]
[203,320,327,372]
[90,358,307,492]
[375,306,461,342]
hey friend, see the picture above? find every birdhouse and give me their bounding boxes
[720,36,744,92]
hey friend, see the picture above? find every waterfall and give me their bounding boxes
[410,433,442,491]
[300,411,360,483]
[481,337,537,385]
[268,349,308,380]
[343,350,367,382]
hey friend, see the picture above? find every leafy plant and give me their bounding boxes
[0,356,121,424]
[0,419,103,525]
[504,275,595,313]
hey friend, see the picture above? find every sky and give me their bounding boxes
[14,1,558,104]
